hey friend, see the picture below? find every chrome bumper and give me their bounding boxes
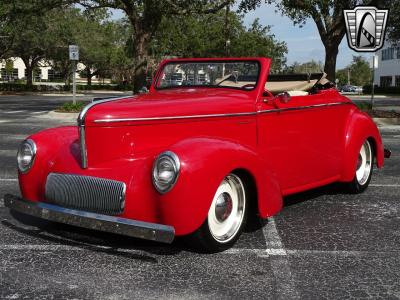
[4,194,175,244]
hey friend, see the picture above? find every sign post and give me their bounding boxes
[69,45,79,105]
[370,55,378,108]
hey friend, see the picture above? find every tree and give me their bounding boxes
[77,0,234,93]
[2,0,74,86]
[336,56,371,86]
[151,12,287,72]
[239,0,380,81]
[284,60,324,74]
[386,1,400,43]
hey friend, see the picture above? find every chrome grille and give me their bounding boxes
[45,173,126,215]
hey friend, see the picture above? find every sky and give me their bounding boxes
[109,3,373,69]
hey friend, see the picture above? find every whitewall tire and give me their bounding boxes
[187,173,248,252]
[347,139,374,193]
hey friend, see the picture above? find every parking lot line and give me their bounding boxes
[0,178,18,182]
[370,184,400,187]
[261,217,300,299]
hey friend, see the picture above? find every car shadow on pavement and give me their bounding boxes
[3,210,183,260]
[283,182,345,207]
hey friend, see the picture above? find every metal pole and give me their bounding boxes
[72,60,76,105]
[371,56,375,108]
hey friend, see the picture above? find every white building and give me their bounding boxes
[0,57,88,82]
[374,43,400,87]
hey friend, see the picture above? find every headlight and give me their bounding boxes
[17,139,36,174]
[152,151,180,193]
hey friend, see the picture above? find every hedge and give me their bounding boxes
[363,85,400,95]
[0,83,133,92]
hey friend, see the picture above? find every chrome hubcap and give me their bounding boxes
[208,174,246,243]
[215,192,233,222]
[356,141,372,185]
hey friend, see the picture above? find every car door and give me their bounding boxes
[257,91,350,194]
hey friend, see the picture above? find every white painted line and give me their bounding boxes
[3,110,25,114]
[31,111,47,115]
[370,184,400,187]
[0,150,16,156]
[262,217,286,253]
[261,217,300,300]
[0,178,18,182]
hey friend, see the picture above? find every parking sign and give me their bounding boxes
[69,45,79,60]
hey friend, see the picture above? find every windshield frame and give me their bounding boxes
[154,59,261,92]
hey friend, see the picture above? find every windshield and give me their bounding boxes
[156,61,260,91]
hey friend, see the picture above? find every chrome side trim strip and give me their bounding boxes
[78,96,133,168]
[257,101,353,115]
[93,102,353,124]
[94,111,256,123]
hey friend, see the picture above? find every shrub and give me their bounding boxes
[56,102,87,113]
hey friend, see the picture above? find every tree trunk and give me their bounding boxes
[86,68,92,86]
[132,31,150,94]
[25,65,33,87]
[323,43,339,82]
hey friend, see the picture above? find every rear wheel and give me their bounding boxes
[346,139,373,193]
[187,173,248,252]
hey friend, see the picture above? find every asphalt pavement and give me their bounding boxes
[0,94,399,299]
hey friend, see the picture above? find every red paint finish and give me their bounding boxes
[17,57,385,236]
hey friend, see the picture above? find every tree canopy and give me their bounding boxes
[239,0,381,81]
[336,56,371,86]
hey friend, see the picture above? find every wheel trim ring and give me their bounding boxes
[356,141,372,186]
[208,174,246,243]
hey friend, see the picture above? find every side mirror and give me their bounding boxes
[275,92,291,104]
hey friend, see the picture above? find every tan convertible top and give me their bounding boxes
[265,73,330,94]
[215,73,331,94]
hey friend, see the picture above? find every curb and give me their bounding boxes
[373,118,400,126]
[38,111,80,121]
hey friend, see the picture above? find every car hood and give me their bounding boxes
[84,88,256,126]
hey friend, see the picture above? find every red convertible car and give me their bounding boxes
[5,57,390,252]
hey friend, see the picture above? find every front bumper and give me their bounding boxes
[4,194,175,244]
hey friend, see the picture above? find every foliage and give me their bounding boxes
[56,101,87,113]
[385,0,400,43]
[355,101,372,111]
[284,60,323,74]
[239,0,380,80]
[363,85,400,95]
[336,56,371,86]
[151,13,287,72]
[76,0,235,92]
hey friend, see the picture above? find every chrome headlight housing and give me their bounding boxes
[17,139,37,174]
[152,151,180,193]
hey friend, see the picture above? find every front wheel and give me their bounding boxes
[346,139,374,193]
[187,173,248,252]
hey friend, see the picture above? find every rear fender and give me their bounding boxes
[158,137,282,236]
[341,111,384,182]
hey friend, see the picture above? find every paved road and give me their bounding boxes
[0,94,399,299]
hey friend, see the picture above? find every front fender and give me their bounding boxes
[158,137,282,236]
[18,126,79,202]
[341,110,384,182]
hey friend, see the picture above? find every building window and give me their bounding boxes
[382,47,395,61]
[0,68,18,80]
[24,69,42,80]
[47,69,63,81]
[380,76,393,87]
[395,76,400,87]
